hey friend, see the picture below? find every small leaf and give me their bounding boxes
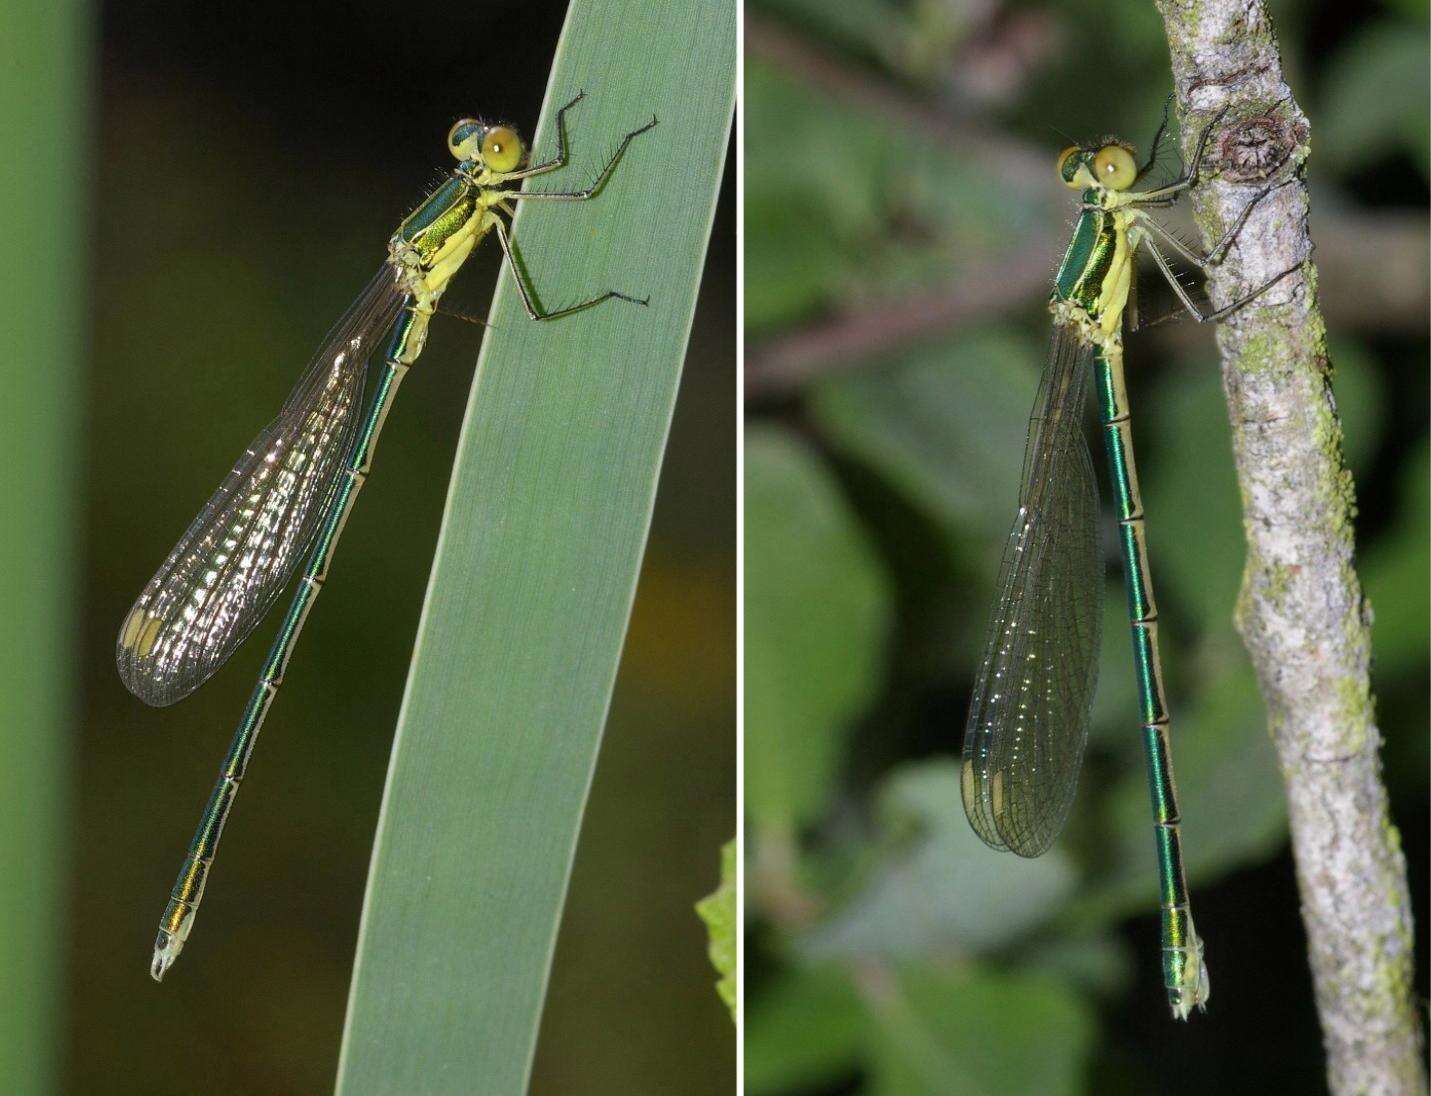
[1089,582,1140,744]
[748,962,1096,1096]
[1321,22,1430,179]
[743,58,1054,333]
[1328,337,1388,478]
[694,840,737,1019]
[1018,932,1134,998]
[744,191,851,330]
[744,61,891,332]
[1139,353,1246,630]
[757,0,913,70]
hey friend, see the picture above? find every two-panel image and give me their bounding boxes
[3,0,1425,1093]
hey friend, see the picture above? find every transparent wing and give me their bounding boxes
[961,326,1103,857]
[117,267,407,707]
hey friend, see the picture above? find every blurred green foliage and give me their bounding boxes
[0,4,85,1094]
[746,429,891,829]
[744,0,1428,1091]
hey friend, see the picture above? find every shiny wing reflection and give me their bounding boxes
[961,327,1103,857]
[117,268,406,707]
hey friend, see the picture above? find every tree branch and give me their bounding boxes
[1155,3,1424,1092]
[744,243,1051,403]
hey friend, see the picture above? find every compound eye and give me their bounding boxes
[1057,145,1084,189]
[446,121,486,164]
[481,125,524,172]
[447,119,484,161]
[1092,144,1137,190]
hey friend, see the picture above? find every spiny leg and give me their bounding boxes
[501,91,586,182]
[1133,94,1174,185]
[434,303,493,328]
[1132,211,1221,271]
[1131,181,1285,268]
[1144,237,1305,324]
[492,217,648,322]
[1133,106,1231,203]
[499,115,658,203]
[1127,271,1196,333]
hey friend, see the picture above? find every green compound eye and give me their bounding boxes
[481,125,524,172]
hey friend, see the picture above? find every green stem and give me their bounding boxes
[0,2,85,1092]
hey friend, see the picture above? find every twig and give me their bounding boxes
[1155,3,1425,1092]
[745,243,1051,401]
[746,200,1425,402]
[746,10,1049,193]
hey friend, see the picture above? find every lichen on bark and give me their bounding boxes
[1153,1,1425,1092]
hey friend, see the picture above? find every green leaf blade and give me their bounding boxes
[0,3,83,1093]
[335,2,734,1091]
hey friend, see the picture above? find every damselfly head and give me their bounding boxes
[447,118,527,173]
[1057,141,1136,192]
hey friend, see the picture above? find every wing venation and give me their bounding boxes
[117,268,406,707]
[961,328,1103,857]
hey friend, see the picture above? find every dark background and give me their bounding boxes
[68,2,733,1093]
[743,0,1427,1091]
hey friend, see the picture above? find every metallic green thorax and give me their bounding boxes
[1053,197,1116,316]
[396,176,481,265]
[1049,205,1209,1019]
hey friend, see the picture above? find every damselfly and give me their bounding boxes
[960,104,1301,1019]
[117,93,657,981]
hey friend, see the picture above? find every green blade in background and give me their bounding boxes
[0,3,85,1094]
[335,0,734,1091]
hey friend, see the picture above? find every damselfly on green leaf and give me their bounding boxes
[117,94,657,981]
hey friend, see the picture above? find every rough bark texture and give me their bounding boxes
[1153,2,1424,1093]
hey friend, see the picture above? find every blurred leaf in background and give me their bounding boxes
[799,762,1078,962]
[0,4,85,1094]
[744,0,1427,1090]
[746,427,892,833]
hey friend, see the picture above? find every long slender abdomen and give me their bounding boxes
[1093,340,1208,1018]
